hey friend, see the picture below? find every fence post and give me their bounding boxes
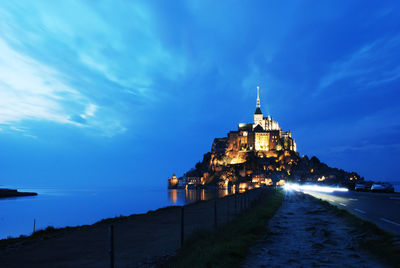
[241,193,243,212]
[214,199,217,229]
[226,197,229,223]
[235,193,237,214]
[109,225,114,268]
[245,192,248,209]
[239,194,243,213]
[181,206,185,246]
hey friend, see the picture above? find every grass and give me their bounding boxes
[162,189,283,268]
[313,197,400,267]
[0,225,78,249]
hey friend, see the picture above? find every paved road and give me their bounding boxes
[302,190,400,235]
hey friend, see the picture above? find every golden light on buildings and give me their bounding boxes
[317,176,326,182]
[276,179,286,186]
[168,174,179,187]
[173,86,299,191]
[239,182,248,189]
[170,190,177,204]
[265,178,273,186]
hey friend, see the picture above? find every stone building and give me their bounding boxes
[211,86,297,156]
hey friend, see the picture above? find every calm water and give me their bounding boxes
[393,181,400,192]
[0,186,232,240]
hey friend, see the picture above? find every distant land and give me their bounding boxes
[0,188,37,198]
[169,86,368,190]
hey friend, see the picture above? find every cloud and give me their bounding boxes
[316,34,400,96]
[0,38,83,125]
[0,1,190,139]
[0,38,125,137]
[80,104,97,119]
[329,142,400,154]
[0,1,175,137]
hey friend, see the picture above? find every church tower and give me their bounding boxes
[254,86,263,127]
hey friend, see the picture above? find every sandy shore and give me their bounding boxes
[244,191,387,267]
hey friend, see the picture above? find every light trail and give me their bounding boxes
[354,209,365,214]
[380,218,400,226]
[283,183,349,193]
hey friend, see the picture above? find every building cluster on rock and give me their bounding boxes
[169,86,362,190]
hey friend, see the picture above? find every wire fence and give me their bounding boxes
[107,187,271,267]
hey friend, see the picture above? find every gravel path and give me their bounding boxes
[243,191,387,268]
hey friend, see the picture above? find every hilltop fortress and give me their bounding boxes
[169,86,361,189]
[212,86,296,161]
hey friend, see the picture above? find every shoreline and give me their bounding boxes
[0,188,37,199]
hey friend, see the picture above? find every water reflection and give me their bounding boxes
[168,188,235,205]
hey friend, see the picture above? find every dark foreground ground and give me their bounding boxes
[244,191,388,267]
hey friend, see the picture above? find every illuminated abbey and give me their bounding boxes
[168,87,362,189]
[212,86,296,156]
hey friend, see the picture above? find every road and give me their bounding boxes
[302,190,400,235]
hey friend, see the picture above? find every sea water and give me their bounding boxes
[393,181,400,193]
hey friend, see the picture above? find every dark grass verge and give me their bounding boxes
[311,196,400,267]
[160,189,283,268]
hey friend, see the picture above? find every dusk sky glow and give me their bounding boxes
[1,1,400,187]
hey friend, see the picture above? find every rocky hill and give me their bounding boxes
[184,149,362,188]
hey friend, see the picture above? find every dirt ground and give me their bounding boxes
[243,191,387,268]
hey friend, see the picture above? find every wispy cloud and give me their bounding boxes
[0,38,83,126]
[0,37,126,137]
[328,142,400,154]
[0,2,185,137]
[316,34,400,96]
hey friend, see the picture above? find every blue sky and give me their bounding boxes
[0,1,399,187]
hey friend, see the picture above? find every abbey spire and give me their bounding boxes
[255,86,262,115]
